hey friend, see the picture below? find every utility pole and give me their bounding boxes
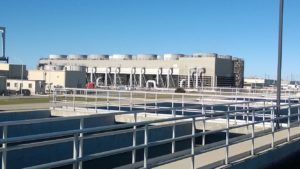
[276,0,284,129]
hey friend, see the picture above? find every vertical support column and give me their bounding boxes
[139,72,142,88]
[167,73,170,89]
[2,126,7,169]
[114,71,117,87]
[144,124,148,169]
[195,70,199,89]
[156,70,159,86]
[90,71,93,83]
[187,70,190,88]
[104,72,108,86]
[130,72,133,88]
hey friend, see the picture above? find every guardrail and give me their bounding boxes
[0,89,300,169]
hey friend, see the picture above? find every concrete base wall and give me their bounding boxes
[227,138,300,169]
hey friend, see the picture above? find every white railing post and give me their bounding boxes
[144,92,147,112]
[271,106,275,148]
[225,111,229,165]
[172,94,176,153]
[144,124,148,169]
[182,94,185,115]
[132,111,137,164]
[85,90,88,109]
[95,90,98,113]
[2,126,7,169]
[155,92,158,115]
[73,90,75,111]
[298,99,300,124]
[251,110,255,156]
[73,133,79,169]
[263,101,266,130]
[118,92,121,112]
[106,91,109,111]
[78,118,84,169]
[234,91,237,124]
[130,92,133,112]
[191,117,195,169]
[202,106,206,146]
[246,103,250,133]
[287,98,291,142]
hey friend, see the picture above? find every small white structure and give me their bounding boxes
[6,79,45,95]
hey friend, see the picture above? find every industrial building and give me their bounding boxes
[38,53,244,89]
[244,78,276,89]
[28,70,86,92]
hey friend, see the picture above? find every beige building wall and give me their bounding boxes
[39,57,233,77]
[28,70,86,91]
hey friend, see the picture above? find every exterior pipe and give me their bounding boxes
[146,80,157,89]
[179,79,186,88]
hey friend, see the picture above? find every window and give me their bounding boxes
[28,83,32,88]
[7,82,10,87]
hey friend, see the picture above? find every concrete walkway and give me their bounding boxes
[154,126,300,169]
[0,103,49,112]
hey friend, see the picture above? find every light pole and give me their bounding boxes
[276,0,284,129]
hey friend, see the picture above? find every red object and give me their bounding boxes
[86,82,95,89]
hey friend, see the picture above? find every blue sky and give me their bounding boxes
[0,0,299,80]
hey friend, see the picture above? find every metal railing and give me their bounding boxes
[0,89,300,169]
[51,88,297,112]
